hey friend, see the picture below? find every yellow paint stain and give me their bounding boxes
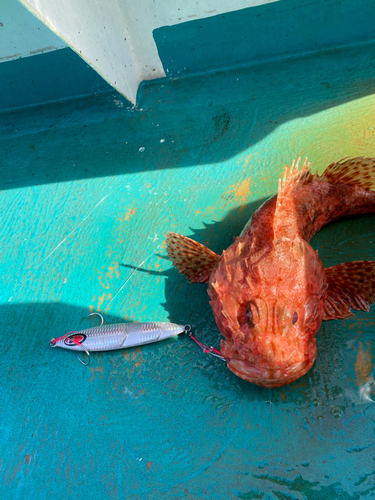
[125,206,137,221]
[221,177,252,206]
[89,353,104,381]
[121,346,144,377]
[354,341,373,386]
[243,154,252,171]
[145,183,151,188]
[98,293,111,311]
[97,261,121,289]
[234,177,252,204]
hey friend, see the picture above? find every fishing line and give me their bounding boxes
[36,194,109,269]
[103,245,160,312]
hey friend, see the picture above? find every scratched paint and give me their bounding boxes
[1,38,375,500]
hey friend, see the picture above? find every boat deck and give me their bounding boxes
[1,36,375,500]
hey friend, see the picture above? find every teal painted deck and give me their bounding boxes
[2,4,375,499]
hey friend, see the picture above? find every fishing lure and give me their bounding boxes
[50,313,188,365]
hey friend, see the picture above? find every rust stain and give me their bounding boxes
[146,461,153,470]
[354,341,373,386]
[29,46,57,55]
[0,53,21,61]
[24,454,31,465]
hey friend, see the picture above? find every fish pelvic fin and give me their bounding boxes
[165,232,220,283]
[319,157,375,191]
[323,261,375,320]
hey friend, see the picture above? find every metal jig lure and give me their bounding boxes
[50,313,188,365]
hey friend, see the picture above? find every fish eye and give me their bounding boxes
[292,311,298,325]
[245,301,257,328]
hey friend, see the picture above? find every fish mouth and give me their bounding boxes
[226,356,316,388]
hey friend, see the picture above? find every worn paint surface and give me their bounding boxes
[1,41,375,499]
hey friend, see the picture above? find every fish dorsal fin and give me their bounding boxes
[319,157,375,191]
[274,158,313,228]
[276,156,375,209]
[323,261,375,320]
[165,232,220,283]
[277,157,313,204]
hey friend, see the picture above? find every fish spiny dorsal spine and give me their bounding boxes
[277,157,312,205]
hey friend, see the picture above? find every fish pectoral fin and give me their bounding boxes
[323,261,375,320]
[165,232,220,283]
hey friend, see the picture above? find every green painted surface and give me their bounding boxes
[0,47,112,111]
[154,0,375,78]
[1,23,375,500]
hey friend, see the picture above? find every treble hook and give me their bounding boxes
[80,312,104,326]
[77,348,91,366]
[62,332,91,366]
[76,313,102,366]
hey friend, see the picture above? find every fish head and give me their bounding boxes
[208,234,327,387]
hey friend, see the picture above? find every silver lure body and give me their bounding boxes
[53,322,186,352]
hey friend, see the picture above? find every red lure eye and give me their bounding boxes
[292,311,298,324]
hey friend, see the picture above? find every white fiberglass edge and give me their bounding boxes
[18,0,278,104]
[0,0,66,62]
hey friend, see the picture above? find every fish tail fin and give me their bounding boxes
[319,157,375,191]
[165,232,220,283]
[323,261,375,320]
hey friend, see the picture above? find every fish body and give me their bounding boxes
[51,322,185,352]
[166,157,375,387]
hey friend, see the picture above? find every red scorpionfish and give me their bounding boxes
[166,157,375,388]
